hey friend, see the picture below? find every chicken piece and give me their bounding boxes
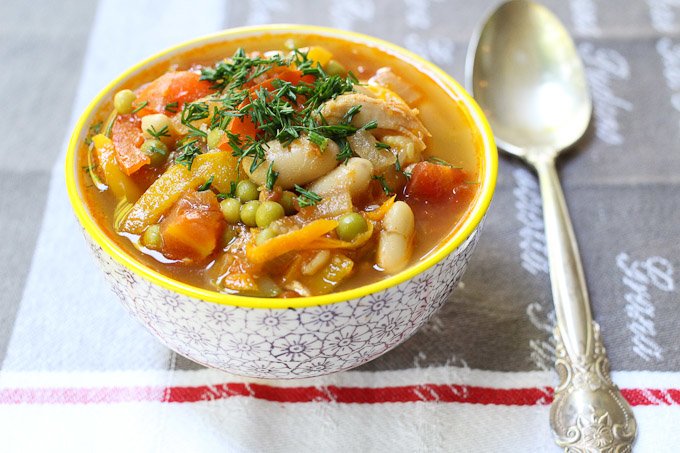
[319,92,430,145]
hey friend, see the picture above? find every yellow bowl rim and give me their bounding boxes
[65,24,497,309]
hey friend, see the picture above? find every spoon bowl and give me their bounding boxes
[467,0,591,158]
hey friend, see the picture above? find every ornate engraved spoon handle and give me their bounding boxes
[530,155,637,451]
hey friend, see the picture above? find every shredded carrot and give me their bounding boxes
[365,195,396,221]
[246,219,338,264]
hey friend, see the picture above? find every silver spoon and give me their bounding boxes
[467,1,637,451]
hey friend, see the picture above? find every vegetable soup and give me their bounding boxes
[78,33,482,298]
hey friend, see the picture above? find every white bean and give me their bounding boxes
[243,136,339,189]
[377,201,415,274]
[308,157,373,199]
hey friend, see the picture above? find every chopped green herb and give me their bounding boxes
[342,105,362,123]
[335,138,353,163]
[294,185,322,207]
[217,181,238,200]
[175,139,202,170]
[181,101,210,138]
[360,120,378,131]
[148,144,167,156]
[84,121,103,145]
[130,101,148,115]
[372,174,393,195]
[375,142,391,150]
[426,156,462,168]
[265,162,279,191]
[146,125,170,140]
[308,131,329,150]
[195,47,362,177]
[164,102,179,113]
[198,175,214,191]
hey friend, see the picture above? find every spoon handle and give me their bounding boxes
[532,155,637,451]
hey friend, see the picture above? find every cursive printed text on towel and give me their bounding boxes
[617,253,675,362]
[647,0,680,33]
[513,168,549,276]
[527,302,557,371]
[569,0,600,36]
[579,43,633,146]
[656,37,680,113]
[512,168,556,369]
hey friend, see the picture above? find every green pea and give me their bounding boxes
[326,60,346,76]
[113,89,137,114]
[255,201,285,229]
[256,227,278,245]
[140,139,168,167]
[141,224,162,250]
[207,128,226,149]
[280,191,298,215]
[240,200,261,227]
[236,180,259,202]
[220,198,241,224]
[336,212,368,241]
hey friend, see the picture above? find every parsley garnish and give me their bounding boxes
[181,102,209,138]
[84,122,102,145]
[148,144,167,156]
[197,175,214,191]
[265,162,279,191]
[294,185,322,207]
[308,131,329,150]
[192,48,370,175]
[175,139,202,170]
[335,138,352,163]
[130,101,148,115]
[375,142,391,150]
[343,105,362,123]
[372,175,393,195]
[217,181,238,201]
[165,102,179,113]
[427,156,462,168]
[146,125,170,140]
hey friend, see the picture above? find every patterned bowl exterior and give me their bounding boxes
[84,224,482,379]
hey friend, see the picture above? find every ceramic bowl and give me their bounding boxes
[65,25,497,379]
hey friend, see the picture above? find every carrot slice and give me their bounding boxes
[246,219,338,264]
[405,161,467,200]
[133,71,214,117]
[365,195,396,221]
[160,191,225,262]
[111,115,149,176]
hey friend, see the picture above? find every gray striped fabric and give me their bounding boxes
[0,0,678,376]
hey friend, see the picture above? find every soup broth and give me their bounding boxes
[78,32,482,298]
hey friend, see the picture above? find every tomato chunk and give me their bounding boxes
[134,71,214,117]
[405,161,467,200]
[160,191,225,262]
[111,115,149,176]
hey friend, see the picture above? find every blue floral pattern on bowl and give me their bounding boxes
[84,221,482,379]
